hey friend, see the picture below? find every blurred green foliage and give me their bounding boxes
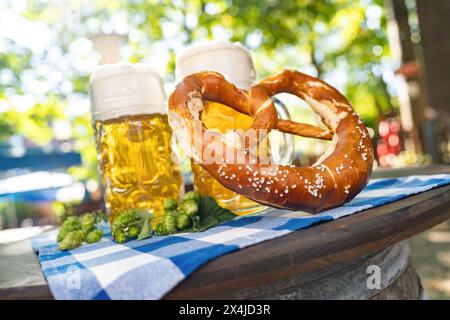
[0,0,397,181]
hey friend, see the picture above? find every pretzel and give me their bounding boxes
[168,70,373,213]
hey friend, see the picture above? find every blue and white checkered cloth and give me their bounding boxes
[32,174,450,300]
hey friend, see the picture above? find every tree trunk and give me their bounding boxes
[387,0,426,154]
[416,0,450,163]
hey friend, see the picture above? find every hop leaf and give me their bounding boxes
[138,217,153,240]
[186,196,237,232]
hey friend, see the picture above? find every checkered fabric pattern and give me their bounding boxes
[32,174,450,300]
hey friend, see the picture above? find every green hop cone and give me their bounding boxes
[57,216,81,243]
[155,223,167,236]
[163,198,178,212]
[58,230,84,251]
[80,213,96,234]
[183,200,199,217]
[111,209,147,244]
[176,213,191,230]
[113,229,127,244]
[85,229,103,244]
[127,224,140,239]
[163,212,177,234]
[164,209,178,218]
[184,190,200,203]
[113,210,137,228]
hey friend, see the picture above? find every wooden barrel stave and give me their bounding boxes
[198,241,423,300]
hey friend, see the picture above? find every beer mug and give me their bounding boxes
[89,62,183,225]
[175,41,294,215]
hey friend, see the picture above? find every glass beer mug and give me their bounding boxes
[89,63,183,225]
[176,41,294,215]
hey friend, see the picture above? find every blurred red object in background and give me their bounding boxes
[377,118,402,167]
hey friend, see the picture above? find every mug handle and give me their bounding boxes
[272,97,295,165]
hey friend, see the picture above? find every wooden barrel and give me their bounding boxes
[208,241,424,300]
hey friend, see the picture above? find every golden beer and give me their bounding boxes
[95,114,183,224]
[192,101,265,215]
